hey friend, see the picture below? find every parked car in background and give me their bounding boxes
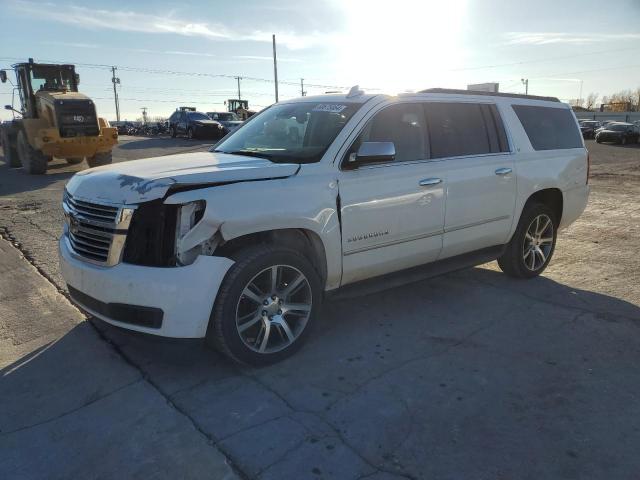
[595,122,639,145]
[579,120,601,139]
[206,111,244,134]
[60,88,589,365]
[168,110,225,140]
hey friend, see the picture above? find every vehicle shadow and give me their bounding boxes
[0,157,76,196]
[3,267,640,478]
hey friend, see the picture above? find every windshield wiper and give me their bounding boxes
[222,149,274,160]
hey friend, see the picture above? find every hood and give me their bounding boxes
[65,151,299,205]
[192,119,220,126]
[220,121,243,127]
[599,129,622,134]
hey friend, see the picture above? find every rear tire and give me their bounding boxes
[1,129,20,167]
[87,151,112,168]
[66,157,84,165]
[17,130,49,174]
[621,136,627,145]
[206,245,322,365]
[497,202,558,279]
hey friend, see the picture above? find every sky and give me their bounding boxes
[1,0,639,121]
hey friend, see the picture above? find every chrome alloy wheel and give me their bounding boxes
[235,265,312,354]
[523,213,554,271]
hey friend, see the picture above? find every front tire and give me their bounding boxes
[206,245,322,365]
[17,130,49,174]
[171,126,177,138]
[498,203,558,279]
[1,129,20,167]
[87,151,112,168]
[66,157,84,165]
[187,127,194,140]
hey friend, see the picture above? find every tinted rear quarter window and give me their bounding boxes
[512,105,582,150]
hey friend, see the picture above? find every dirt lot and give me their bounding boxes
[1,136,639,479]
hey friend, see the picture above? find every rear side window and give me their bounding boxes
[424,103,508,159]
[512,105,582,150]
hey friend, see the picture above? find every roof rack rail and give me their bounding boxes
[418,88,560,103]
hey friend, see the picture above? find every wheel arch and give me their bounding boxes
[216,228,328,287]
[523,188,563,224]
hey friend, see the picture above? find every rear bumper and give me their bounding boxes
[35,127,118,157]
[560,184,590,230]
[59,236,234,338]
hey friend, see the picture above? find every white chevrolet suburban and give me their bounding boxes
[60,87,589,364]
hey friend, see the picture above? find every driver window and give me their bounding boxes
[353,103,428,163]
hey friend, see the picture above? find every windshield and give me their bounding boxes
[213,101,362,163]
[30,65,77,92]
[209,112,238,121]
[609,124,629,131]
[188,112,210,121]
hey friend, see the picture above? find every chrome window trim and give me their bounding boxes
[336,99,515,172]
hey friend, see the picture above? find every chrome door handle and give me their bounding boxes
[495,167,512,176]
[419,177,442,187]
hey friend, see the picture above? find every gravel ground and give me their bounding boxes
[1,136,639,479]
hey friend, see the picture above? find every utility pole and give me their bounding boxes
[141,107,148,124]
[300,78,306,97]
[272,34,279,103]
[235,76,242,100]
[579,79,584,107]
[111,66,120,122]
[521,78,529,95]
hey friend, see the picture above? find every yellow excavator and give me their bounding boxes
[1,58,117,174]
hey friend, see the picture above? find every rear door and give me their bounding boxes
[424,102,516,258]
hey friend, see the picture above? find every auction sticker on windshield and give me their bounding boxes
[313,104,348,113]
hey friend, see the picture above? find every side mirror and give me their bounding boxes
[0,71,6,83]
[347,141,395,168]
[75,73,80,85]
[4,105,12,110]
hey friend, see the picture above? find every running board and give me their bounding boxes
[327,245,506,301]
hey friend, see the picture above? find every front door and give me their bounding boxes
[337,102,447,285]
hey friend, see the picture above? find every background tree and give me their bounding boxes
[585,92,598,110]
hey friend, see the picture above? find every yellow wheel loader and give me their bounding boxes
[0,58,117,174]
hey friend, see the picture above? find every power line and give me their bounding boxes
[446,46,639,72]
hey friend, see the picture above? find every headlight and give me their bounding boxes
[175,201,206,265]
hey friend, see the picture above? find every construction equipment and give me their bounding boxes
[0,58,117,174]
[226,99,255,121]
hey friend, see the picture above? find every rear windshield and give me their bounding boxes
[512,105,583,150]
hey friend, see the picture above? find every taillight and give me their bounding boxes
[586,151,590,184]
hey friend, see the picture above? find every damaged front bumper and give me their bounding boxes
[59,235,234,338]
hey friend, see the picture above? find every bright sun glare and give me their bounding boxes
[335,0,469,92]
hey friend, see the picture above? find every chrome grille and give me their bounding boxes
[64,193,119,223]
[63,190,134,266]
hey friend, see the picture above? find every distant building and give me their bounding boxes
[467,82,499,93]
